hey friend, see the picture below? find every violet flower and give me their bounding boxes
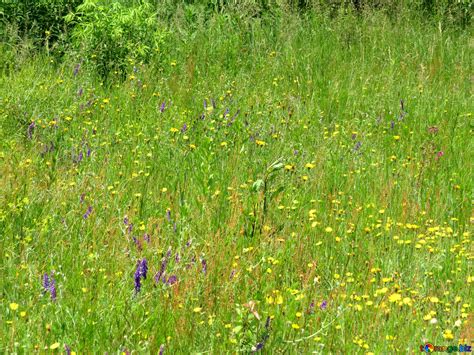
[42,272,56,301]
[73,63,80,76]
[27,121,35,139]
[167,275,177,285]
[201,259,207,274]
[134,259,148,293]
[83,206,92,219]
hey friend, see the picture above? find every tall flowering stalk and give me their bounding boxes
[134,259,148,294]
[42,272,57,301]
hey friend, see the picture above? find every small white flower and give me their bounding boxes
[454,319,462,327]
[429,318,438,324]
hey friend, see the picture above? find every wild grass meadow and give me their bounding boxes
[0,1,473,353]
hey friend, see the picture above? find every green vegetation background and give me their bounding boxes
[0,0,472,353]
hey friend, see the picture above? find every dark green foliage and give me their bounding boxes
[0,0,471,77]
[67,0,167,80]
[0,0,83,45]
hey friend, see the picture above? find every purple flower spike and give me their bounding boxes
[134,259,148,293]
[77,151,83,162]
[320,300,328,310]
[201,259,207,274]
[73,63,80,76]
[167,275,177,285]
[230,269,236,279]
[144,233,150,243]
[49,276,57,301]
[181,123,187,133]
[133,237,142,251]
[27,121,35,139]
[160,101,166,113]
[124,216,129,225]
[42,272,56,300]
[159,344,165,355]
[353,141,362,152]
[83,206,92,219]
[42,273,50,292]
[65,344,71,355]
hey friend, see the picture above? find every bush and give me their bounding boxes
[67,0,167,79]
[0,0,83,48]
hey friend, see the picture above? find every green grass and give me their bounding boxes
[1,9,473,354]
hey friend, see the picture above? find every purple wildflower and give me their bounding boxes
[353,141,362,152]
[230,269,236,279]
[144,233,150,243]
[227,109,240,126]
[201,259,207,274]
[127,223,133,234]
[73,63,80,76]
[159,344,165,355]
[42,272,56,300]
[167,275,177,285]
[186,239,192,248]
[320,300,328,310]
[154,254,169,283]
[86,147,91,157]
[181,123,187,133]
[27,121,35,139]
[83,206,92,219]
[159,101,166,113]
[133,237,142,251]
[134,259,148,293]
[49,276,57,301]
[65,344,71,355]
[308,300,315,314]
[175,253,180,263]
[77,151,83,162]
[77,87,83,96]
[42,273,50,292]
